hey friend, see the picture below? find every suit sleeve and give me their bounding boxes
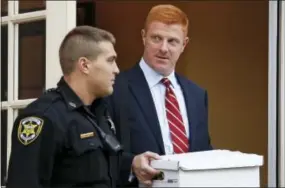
[204,91,213,150]
[7,115,59,188]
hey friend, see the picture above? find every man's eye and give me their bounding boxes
[152,36,161,42]
[169,39,179,45]
[108,57,116,63]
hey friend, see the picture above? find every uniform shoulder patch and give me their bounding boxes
[17,116,44,146]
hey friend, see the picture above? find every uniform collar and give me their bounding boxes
[57,77,104,111]
[57,77,84,110]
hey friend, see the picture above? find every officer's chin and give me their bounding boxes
[101,87,114,97]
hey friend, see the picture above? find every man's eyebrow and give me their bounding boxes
[151,33,161,37]
[169,37,180,42]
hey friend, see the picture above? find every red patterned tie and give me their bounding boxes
[161,78,189,153]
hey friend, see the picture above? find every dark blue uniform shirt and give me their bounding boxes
[7,78,119,188]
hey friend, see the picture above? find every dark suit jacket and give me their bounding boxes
[105,64,212,186]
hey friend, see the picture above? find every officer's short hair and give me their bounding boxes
[59,26,116,75]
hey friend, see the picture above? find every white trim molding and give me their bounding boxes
[1,11,46,25]
[268,1,278,187]
[45,1,76,89]
[279,1,285,187]
[1,99,36,110]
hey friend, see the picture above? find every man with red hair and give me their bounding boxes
[107,4,213,187]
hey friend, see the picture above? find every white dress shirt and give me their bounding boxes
[139,58,190,155]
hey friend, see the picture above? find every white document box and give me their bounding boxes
[141,150,263,187]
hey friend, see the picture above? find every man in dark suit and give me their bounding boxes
[106,4,213,187]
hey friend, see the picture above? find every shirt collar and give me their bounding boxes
[166,71,178,89]
[139,58,177,88]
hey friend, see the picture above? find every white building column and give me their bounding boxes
[280,0,285,187]
[268,1,279,187]
[45,1,76,89]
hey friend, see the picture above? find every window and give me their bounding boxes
[0,1,76,186]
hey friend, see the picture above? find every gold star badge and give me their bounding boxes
[17,116,44,145]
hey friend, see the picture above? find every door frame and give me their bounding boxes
[279,1,285,187]
[46,1,76,88]
[268,0,283,187]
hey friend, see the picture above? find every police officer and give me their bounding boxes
[7,26,121,188]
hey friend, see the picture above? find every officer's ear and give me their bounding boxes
[78,57,91,74]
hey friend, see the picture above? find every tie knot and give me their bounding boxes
[161,78,171,88]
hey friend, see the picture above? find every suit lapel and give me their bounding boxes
[127,65,165,154]
[176,74,198,152]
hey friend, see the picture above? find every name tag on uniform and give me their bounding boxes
[80,132,95,139]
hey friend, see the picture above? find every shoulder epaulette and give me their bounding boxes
[43,88,58,94]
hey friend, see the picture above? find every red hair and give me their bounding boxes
[144,4,189,36]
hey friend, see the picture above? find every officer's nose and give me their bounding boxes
[113,62,120,75]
